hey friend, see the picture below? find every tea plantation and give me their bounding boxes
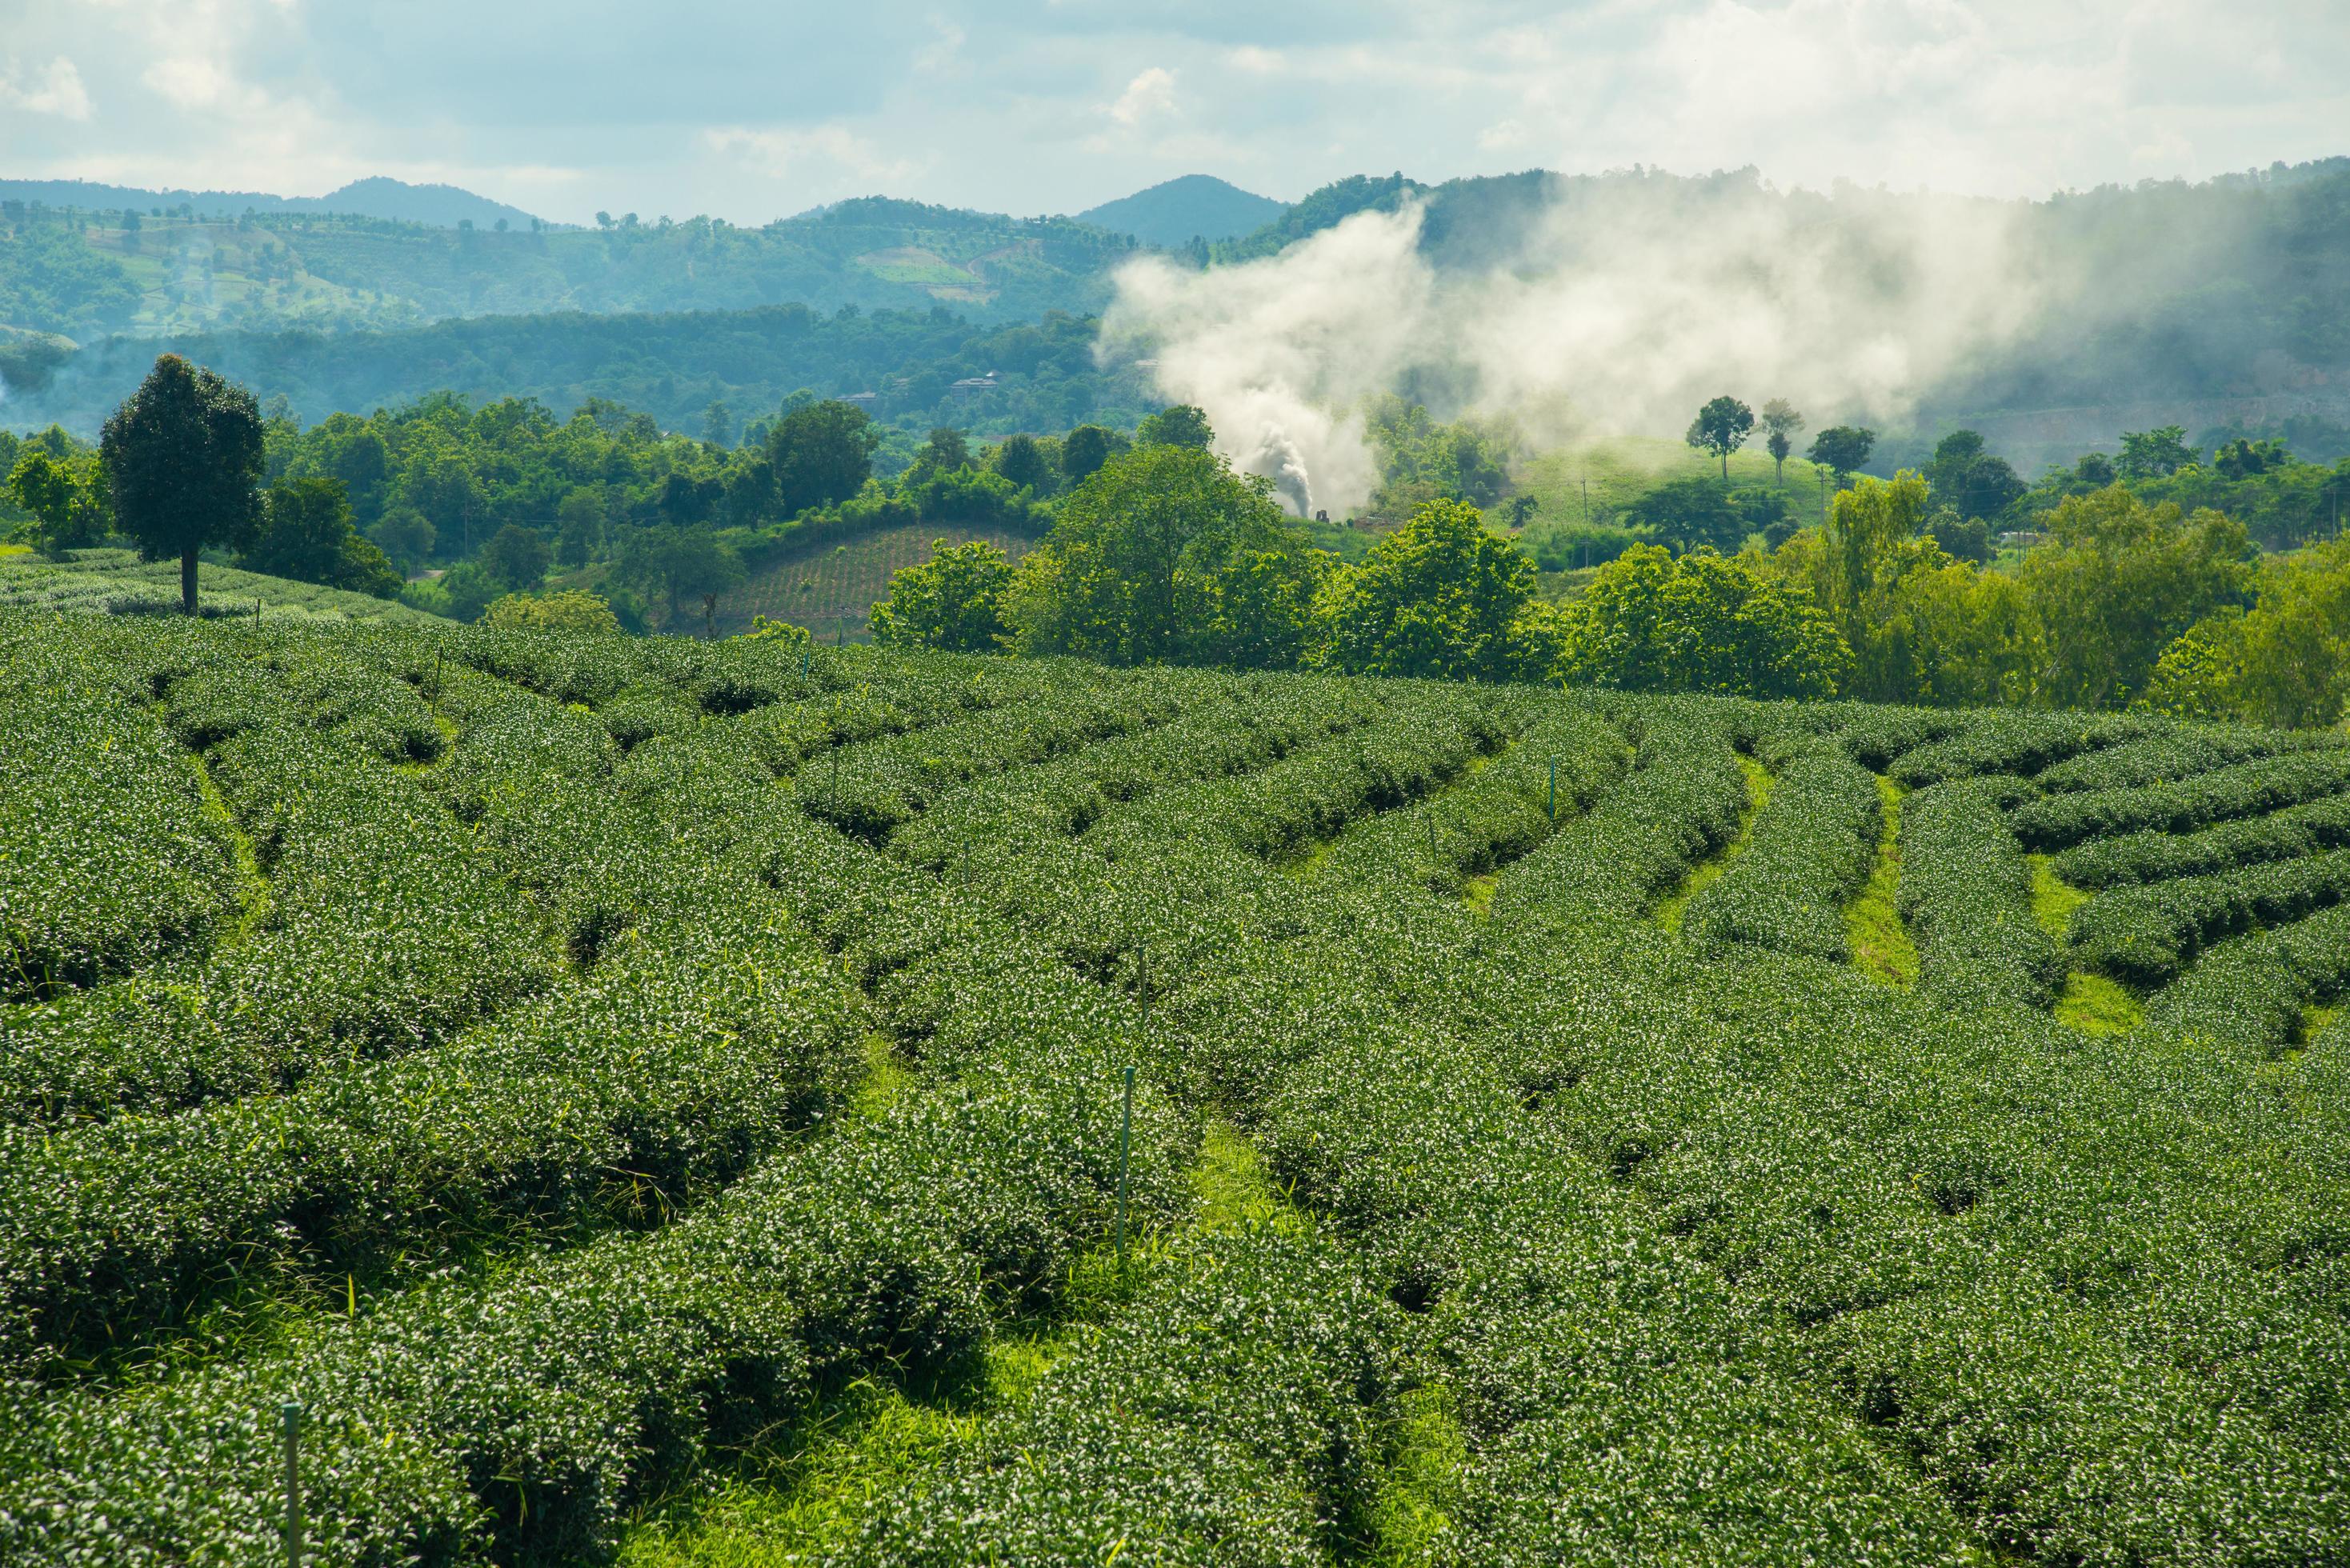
[2,606,2348,1566]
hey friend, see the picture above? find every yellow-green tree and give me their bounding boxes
[1314,498,1557,682]
[2020,486,2250,710]
[871,538,1015,653]
[482,589,623,635]
[2142,538,2350,728]
[1007,444,1322,670]
[1557,543,1850,698]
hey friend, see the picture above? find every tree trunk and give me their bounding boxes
[1720,453,1729,482]
[181,548,199,615]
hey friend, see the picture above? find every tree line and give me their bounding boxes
[870,396,2349,730]
[12,358,2343,729]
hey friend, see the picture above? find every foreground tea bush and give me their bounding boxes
[11,604,2350,1568]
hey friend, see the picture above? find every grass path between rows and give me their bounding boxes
[1844,774,1920,986]
[1654,752,1772,933]
[615,1122,1333,1567]
[2029,853,2144,1034]
[180,743,272,955]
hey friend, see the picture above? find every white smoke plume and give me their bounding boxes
[1099,173,2077,515]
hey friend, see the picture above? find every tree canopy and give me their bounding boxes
[1315,499,1555,683]
[1556,544,1850,699]
[870,538,1015,652]
[240,478,401,598]
[1007,443,1320,669]
[98,354,266,614]
[1684,395,1755,480]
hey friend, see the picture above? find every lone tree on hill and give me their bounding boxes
[1685,395,1755,480]
[1805,425,1876,484]
[1760,398,1804,486]
[100,354,265,614]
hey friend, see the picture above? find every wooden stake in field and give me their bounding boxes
[1116,1066,1135,1270]
[281,1399,304,1568]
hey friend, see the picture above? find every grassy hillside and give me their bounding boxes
[1517,434,1835,522]
[714,521,1037,639]
[6,605,2350,1566]
[0,546,438,623]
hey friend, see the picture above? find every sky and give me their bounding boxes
[1,0,2345,224]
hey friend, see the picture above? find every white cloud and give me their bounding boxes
[1105,176,2067,514]
[1476,118,1524,151]
[0,0,2344,227]
[0,57,93,120]
[704,123,919,184]
[1109,66,1177,126]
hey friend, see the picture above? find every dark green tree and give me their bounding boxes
[2212,437,2290,481]
[368,506,436,574]
[994,433,1052,494]
[619,525,743,632]
[1626,475,1747,555]
[99,354,266,614]
[1805,425,1877,483]
[242,478,402,597]
[479,522,552,592]
[1137,404,1215,449]
[554,490,604,568]
[767,400,880,515]
[1927,430,2024,521]
[1684,394,1755,480]
[1061,424,1120,484]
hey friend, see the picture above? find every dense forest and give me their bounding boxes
[0,305,1154,446]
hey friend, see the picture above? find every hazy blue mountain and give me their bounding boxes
[0,175,546,230]
[1077,174,1287,246]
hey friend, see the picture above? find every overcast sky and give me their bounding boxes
[2,0,2345,223]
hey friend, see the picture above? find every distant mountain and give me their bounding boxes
[0,175,546,230]
[0,194,1131,342]
[1078,174,1287,247]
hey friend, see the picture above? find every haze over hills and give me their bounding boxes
[1076,175,1288,247]
[2,161,2347,480]
[0,175,546,231]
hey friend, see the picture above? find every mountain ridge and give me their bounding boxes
[1077,174,1287,246]
[0,175,546,230]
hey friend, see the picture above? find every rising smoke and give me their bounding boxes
[1099,172,2083,515]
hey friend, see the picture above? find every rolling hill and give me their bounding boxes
[1076,174,1288,246]
[0,545,438,623]
[0,195,1135,342]
[0,175,544,230]
[711,520,1038,640]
